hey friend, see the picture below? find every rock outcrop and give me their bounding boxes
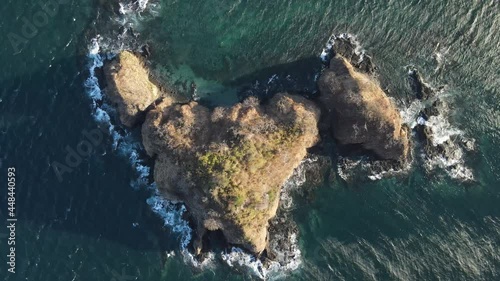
[318,56,410,162]
[142,93,320,254]
[104,51,168,127]
[102,47,415,257]
[409,69,474,181]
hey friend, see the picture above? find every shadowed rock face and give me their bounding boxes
[104,51,171,127]
[318,56,410,162]
[142,93,320,254]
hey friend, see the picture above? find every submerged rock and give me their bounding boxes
[142,93,320,254]
[104,51,169,127]
[318,56,410,162]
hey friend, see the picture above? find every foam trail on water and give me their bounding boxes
[421,114,474,181]
[422,115,463,146]
[146,192,192,249]
[84,37,104,102]
[147,192,213,269]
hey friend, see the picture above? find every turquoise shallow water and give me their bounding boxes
[0,0,499,280]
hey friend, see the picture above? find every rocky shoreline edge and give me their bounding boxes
[93,36,473,268]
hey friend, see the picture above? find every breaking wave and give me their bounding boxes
[400,69,475,182]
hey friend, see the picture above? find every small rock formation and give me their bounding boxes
[318,56,410,162]
[104,51,167,127]
[142,93,320,254]
[408,68,436,100]
[409,69,474,181]
[331,35,376,74]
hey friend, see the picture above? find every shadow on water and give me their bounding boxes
[0,54,178,254]
[227,56,324,102]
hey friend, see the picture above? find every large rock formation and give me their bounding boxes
[318,56,410,162]
[142,93,320,254]
[104,51,168,127]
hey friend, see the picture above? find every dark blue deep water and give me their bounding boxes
[0,0,499,280]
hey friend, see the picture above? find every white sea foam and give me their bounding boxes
[221,238,300,280]
[419,115,473,181]
[400,100,425,128]
[81,5,239,277]
[366,165,407,181]
[119,0,150,15]
[118,3,132,15]
[280,157,316,209]
[433,43,450,73]
[84,37,104,102]
[85,43,151,189]
[266,230,302,276]
[320,36,335,62]
[137,0,149,11]
[337,157,362,181]
[320,33,364,62]
[147,193,214,268]
[422,115,463,146]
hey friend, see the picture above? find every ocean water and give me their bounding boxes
[0,0,499,280]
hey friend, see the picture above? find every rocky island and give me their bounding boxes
[142,93,320,254]
[102,49,411,257]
